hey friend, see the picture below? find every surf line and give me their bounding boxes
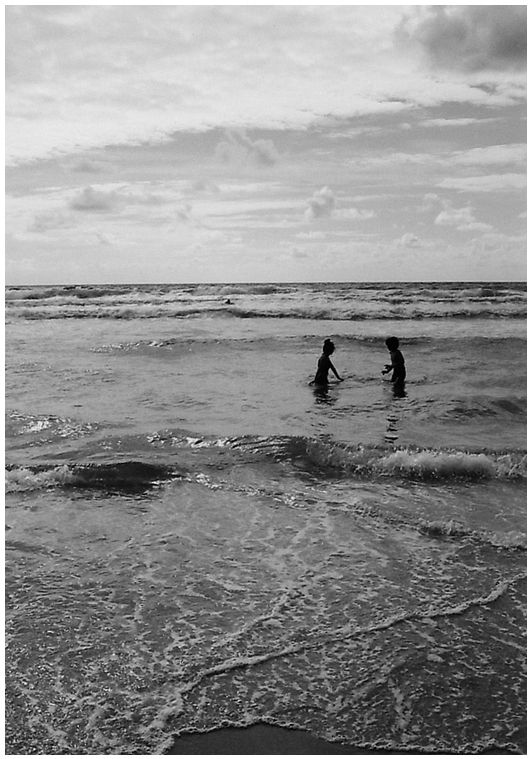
[147,571,526,733]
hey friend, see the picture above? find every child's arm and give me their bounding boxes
[383,351,403,375]
[329,360,343,381]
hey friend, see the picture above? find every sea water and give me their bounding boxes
[5,282,526,754]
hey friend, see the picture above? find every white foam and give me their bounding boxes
[5,465,76,492]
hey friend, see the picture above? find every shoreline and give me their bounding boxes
[168,723,519,755]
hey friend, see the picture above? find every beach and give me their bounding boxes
[5,282,526,755]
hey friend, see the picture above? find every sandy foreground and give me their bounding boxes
[168,722,516,755]
[169,723,390,754]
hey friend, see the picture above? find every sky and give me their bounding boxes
[5,3,527,284]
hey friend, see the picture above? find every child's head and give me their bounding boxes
[323,338,335,356]
[385,336,399,351]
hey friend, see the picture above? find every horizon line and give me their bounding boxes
[5,279,527,288]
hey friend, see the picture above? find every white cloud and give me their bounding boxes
[449,144,526,166]
[461,222,494,232]
[335,208,375,220]
[397,233,421,248]
[361,151,437,167]
[6,6,526,165]
[438,174,526,192]
[434,204,492,232]
[325,126,384,140]
[421,117,496,128]
[304,186,335,221]
[435,205,474,227]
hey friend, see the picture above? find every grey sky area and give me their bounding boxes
[6,4,527,284]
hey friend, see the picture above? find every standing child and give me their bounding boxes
[382,336,406,395]
[311,338,343,386]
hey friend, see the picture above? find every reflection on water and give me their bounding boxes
[311,383,339,405]
[383,382,409,443]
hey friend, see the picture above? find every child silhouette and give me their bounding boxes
[382,336,406,396]
[310,339,343,386]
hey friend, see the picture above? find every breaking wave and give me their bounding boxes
[6,281,526,321]
[7,304,526,321]
[221,435,527,482]
[5,461,183,494]
[7,432,524,496]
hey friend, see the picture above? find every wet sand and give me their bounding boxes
[169,723,378,754]
[168,723,520,755]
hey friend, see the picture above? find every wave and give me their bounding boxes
[227,307,527,321]
[437,396,526,420]
[7,432,525,495]
[6,411,101,441]
[220,435,527,482]
[7,305,231,320]
[179,467,526,551]
[220,284,288,296]
[5,460,182,494]
[418,519,526,550]
[6,282,526,321]
[92,332,526,355]
[150,572,526,753]
[8,305,526,321]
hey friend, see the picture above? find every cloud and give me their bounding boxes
[398,6,527,72]
[216,130,279,167]
[335,208,375,220]
[397,233,421,248]
[6,6,526,165]
[435,204,492,232]
[421,117,499,128]
[438,174,526,192]
[70,186,119,211]
[420,193,440,211]
[449,144,526,167]
[361,151,436,167]
[69,184,176,214]
[435,205,474,228]
[304,186,335,221]
[325,125,384,140]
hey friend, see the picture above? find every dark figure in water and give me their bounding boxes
[382,336,406,396]
[310,338,343,386]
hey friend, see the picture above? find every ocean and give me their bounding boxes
[5,281,526,754]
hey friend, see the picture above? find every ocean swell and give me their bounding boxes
[5,461,182,494]
[288,438,526,482]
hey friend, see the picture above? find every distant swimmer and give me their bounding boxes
[225,298,232,305]
[310,338,344,386]
[382,336,406,397]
